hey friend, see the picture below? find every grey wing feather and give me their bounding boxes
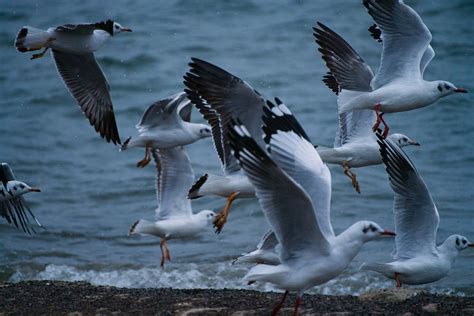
[229,124,330,262]
[51,50,121,144]
[155,147,194,220]
[186,89,240,174]
[151,149,162,210]
[377,133,439,259]
[184,58,267,149]
[257,230,279,251]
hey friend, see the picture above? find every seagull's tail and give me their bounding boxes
[128,219,158,237]
[15,26,50,53]
[187,173,209,199]
[244,264,288,284]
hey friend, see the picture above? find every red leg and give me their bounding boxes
[159,239,166,269]
[372,103,383,132]
[380,113,390,138]
[293,296,301,316]
[394,272,402,288]
[271,290,289,316]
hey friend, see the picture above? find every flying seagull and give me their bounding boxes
[128,147,216,268]
[313,22,420,193]
[15,20,132,145]
[228,99,394,315]
[121,92,212,168]
[361,132,473,287]
[0,163,43,234]
[335,0,467,137]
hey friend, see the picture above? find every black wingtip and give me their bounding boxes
[188,174,208,199]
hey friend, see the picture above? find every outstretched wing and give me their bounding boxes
[52,50,120,144]
[229,122,330,263]
[377,132,439,259]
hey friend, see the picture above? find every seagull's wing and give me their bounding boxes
[55,20,114,36]
[155,147,194,220]
[314,22,376,147]
[364,0,432,89]
[229,122,330,262]
[376,132,439,259]
[151,149,162,210]
[184,58,267,148]
[186,89,240,174]
[0,197,43,234]
[136,92,191,133]
[257,230,279,251]
[262,99,335,239]
[0,163,15,186]
[51,50,120,144]
[367,23,435,78]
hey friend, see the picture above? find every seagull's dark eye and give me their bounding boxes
[20,184,25,189]
[463,239,467,244]
[370,226,377,232]
[445,84,450,90]
[115,25,119,29]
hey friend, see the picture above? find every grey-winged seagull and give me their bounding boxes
[313,22,420,193]
[15,20,132,145]
[337,0,467,137]
[128,146,216,268]
[228,99,395,315]
[0,163,43,234]
[121,92,212,168]
[360,132,473,287]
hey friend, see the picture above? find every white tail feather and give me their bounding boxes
[15,26,50,52]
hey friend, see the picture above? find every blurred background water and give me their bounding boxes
[0,0,473,296]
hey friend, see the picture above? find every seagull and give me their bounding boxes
[15,20,132,145]
[121,92,212,168]
[335,0,467,137]
[232,230,280,266]
[0,163,43,234]
[228,99,395,315]
[313,22,420,193]
[184,58,268,233]
[128,146,216,268]
[360,133,473,287]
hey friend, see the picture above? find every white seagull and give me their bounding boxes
[121,92,212,168]
[0,163,43,234]
[183,58,268,233]
[233,230,280,266]
[361,133,473,287]
[15,20,132,145]
[228,100,395,315]
[336,0,467,136]
[313,22,420,193]
[128,146,216,268]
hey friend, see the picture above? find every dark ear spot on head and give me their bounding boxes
[363,226,368,234]
[456,238,460,246]
[437,84,442,92]
[13,186,17,190]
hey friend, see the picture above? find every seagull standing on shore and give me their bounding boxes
[313,22,419,193]
[0,163,43,234]
[336,0,467,137]
[184,58,268,233]
[228,100,395,315]
[361,133,473,287]
[121,92,212,168]
[14,20,132,145]
[128,147,216,268]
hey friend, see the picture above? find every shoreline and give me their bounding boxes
[1,281,474,315]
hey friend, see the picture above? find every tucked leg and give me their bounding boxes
[271,290,289,316]
[136,143,152,168]
[30,37,55,60]
[213,191,239,234]
[342,161,360,194]
[293,296,301,316]
[394,272,402,288]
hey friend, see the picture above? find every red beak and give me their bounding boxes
[468,243,474,248]
[29,187,41,192]
[454,88,468,93]
[380,230,396,236]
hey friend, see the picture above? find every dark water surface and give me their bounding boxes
[1,0,473,295]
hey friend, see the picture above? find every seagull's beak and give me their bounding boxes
[29,187,41,192]
[121,28,132,32]
[409,140,420,146]
[454,88,468,93]
[380,230,396,237]
[468,243,474,248]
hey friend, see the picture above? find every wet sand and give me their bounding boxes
[1,281,473,315]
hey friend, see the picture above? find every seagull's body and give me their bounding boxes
[0,163,42,234]
[128,146,215,268]
[334,0,467,136]
[233,230,280,266]
[121,92,212,168]
[15,20,132,145]
[229,100,394,315]
[361,134,473,286]
[314,22,419,192]
[184,58,270,233]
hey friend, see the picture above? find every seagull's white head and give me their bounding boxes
[197,124,213,139]
[435,81,468,97]
[6,180,40,197]
[197,210,216,222]
[388,133,420,147]
[445,234,474,252]
[112,22,132,35]
[352,221,396,242]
